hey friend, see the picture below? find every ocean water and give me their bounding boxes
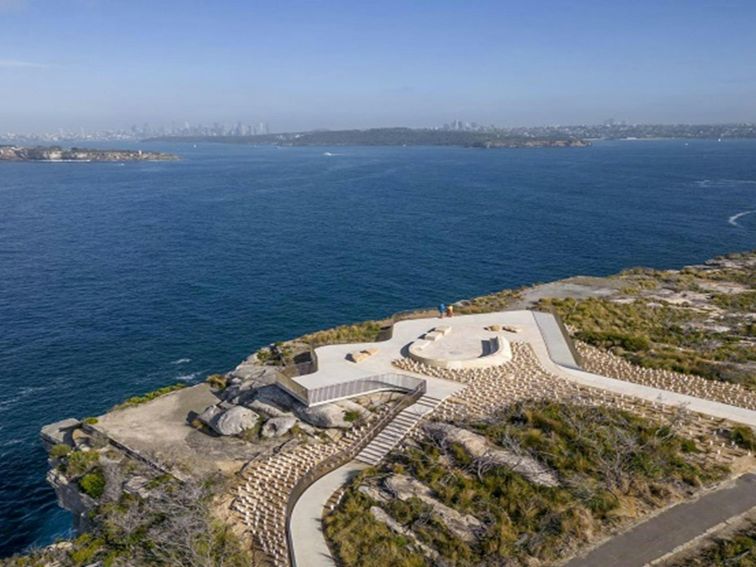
[0,139,754,556]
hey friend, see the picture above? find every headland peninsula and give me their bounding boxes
[6,251,755,567]
[146,127,591,148]
[0,145,178,162]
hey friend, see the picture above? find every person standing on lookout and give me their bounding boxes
[438,303,446,318]
[446,304,454,318]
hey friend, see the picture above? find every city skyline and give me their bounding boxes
[1,1,756,132]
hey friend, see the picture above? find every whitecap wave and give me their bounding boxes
[172,358,191,364]
[175,372,199,382]
[728,210,756,227]
[696,178,756,188]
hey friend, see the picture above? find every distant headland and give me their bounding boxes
[0,145,179,162]
[146,127,591,148]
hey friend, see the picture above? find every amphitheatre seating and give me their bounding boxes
[347,348,379,363]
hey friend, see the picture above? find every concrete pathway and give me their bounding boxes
[288,461,368,567]
[526,311,756,427]
[564,474,756,567]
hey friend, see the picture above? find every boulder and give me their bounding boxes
[245,398,292,419]
[197,405,223,428]
[222,367,279,403]
[253,384,299,412]
[213,406,259,436]
[295,403,350,429]
[261,416,298,438]
[198,404,259,436]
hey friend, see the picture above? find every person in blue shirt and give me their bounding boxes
[438,303,446,318]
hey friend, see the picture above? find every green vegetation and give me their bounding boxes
[670,521,755,566]
[729,426,755,451]
[49,443,72,458]
[343,410,361,423]
[83,416,99,425]
[454,288,522,315]
[61,450,100,477]
[149,127,587,148]
[206,373,228,389]
[4,474,253,567]
[712,290,756,312]
[326,401,726,567]
[323,478,428,567]
[540,296,756,388]
[112,383,186,411]
[79,468,106,499]
[300,320,385,348]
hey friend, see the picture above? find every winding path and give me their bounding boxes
[284,310,756,567]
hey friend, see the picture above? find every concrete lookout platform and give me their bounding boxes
[408,324,513,369]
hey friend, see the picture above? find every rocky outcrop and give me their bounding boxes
[46,468,97,532]
[294,403,350,429]
[223,366,280,404]
[423,422,559,487]
[293,399,370,429]
[370,506,441,562]
[261,416,298,438]
[384,474,483,542]
[198,405,260,436]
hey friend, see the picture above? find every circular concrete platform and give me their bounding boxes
[408,324,513,369]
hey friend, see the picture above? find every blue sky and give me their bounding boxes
[1,0,755,132]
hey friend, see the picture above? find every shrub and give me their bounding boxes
[730,426,755,451]
[64,450,100,477]
[79,468,106,499]
[68,533,104,565]
[206,373,228,389]
[343,410,360,423]
[83,416,99,425]
[49,444,71,458]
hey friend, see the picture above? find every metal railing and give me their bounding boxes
[276,371,426,408]
[285,380,426,567]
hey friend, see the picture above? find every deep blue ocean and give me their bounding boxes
[1,139,754,556]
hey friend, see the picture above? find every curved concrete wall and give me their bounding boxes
[408,335,512,370]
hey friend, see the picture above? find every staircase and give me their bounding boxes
[356,394,444,465]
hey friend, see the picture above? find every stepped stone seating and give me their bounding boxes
[394,342,747,468]
[231,404,395,566]
[576,342,756,411]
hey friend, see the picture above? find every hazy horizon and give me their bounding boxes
[2,0,756,133]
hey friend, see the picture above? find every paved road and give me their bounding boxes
[565,474,756,567]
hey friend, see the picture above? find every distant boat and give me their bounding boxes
[323,152,334,156]
[717,138,722,142]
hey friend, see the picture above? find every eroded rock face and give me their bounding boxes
[261,416,298,438]
[223,367,280,404]
[198,405,259,436]
[384,474,483,542]
[370,506,441,562]
[423,422,559,487]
